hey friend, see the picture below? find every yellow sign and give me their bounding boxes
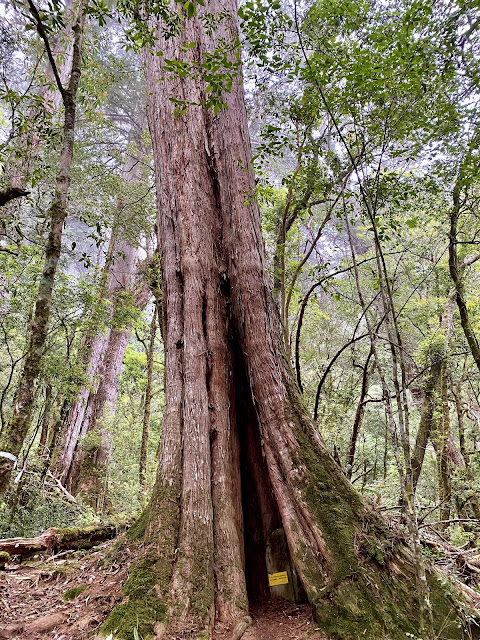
[268,571,289,586]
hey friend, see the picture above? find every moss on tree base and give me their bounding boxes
[100,551,166,640]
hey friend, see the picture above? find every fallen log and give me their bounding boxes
[0,523,119,558]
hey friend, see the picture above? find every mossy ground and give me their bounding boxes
[100,551,166,640]
[64,584,89,601]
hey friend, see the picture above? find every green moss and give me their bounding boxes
[53,523,116,547]
[189,545,214,621]
[101,552,166,640]
[0,551,10,565]
[125,508,149,542]
[101,595,165,640]
[64,584,89,601]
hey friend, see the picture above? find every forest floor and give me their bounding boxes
[0,540,327,640]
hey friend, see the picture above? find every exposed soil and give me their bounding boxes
[0,540,127,640]
[243,600,326,640]
[0,542,327,640]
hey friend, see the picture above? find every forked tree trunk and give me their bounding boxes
[411,290,456,494]
[101,4,468,639]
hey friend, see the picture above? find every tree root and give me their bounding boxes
[229,616,252,640]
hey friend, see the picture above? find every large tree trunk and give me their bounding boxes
[101,4,469,640]
[60,276,151,499]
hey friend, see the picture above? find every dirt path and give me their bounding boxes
[0,545,327,640]
[243,600,326,640]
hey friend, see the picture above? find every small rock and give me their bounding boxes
[26,612,65,633]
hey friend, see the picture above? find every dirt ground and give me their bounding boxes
[243,600,326,640]
[0,542,326,640]
[0,541,126,640]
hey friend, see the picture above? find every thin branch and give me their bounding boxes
[25,0,66,100]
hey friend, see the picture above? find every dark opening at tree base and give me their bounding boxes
[235,350,306,606]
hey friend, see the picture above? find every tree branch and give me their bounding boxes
[0,187,30,207]
[26,0,66,99]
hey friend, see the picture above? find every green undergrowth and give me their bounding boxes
[0,481,97,539]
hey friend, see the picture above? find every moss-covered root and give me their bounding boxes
[100,552,166,640]
[284,380,469,639]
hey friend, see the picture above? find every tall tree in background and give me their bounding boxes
[57,121,152,502]
[0,0,88,495]
[101,2,464,639]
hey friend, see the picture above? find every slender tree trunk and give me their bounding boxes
[411,360,441,491]
[449,188,480,373]
[0,2,88,496]
[101,4,466,639]
[346,348,373,479]
[434,363,452,526]
[37,384,53,456]
[0,0,74,238]
[139,314,157,496]
[453,382,480,520]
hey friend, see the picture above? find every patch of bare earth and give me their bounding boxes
[0,540,128,640]
[242,600,327,640]
[1,544,327,640]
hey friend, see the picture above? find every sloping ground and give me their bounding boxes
[1,531,479,640]
[0,540,127,640]
[0,540,326,640]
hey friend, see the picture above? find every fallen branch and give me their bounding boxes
[0,523,119,558]
[418,518,480,530]
[46,470,77,503]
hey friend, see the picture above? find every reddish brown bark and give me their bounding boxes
[100,4,467,640]
[56,132,151,494]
